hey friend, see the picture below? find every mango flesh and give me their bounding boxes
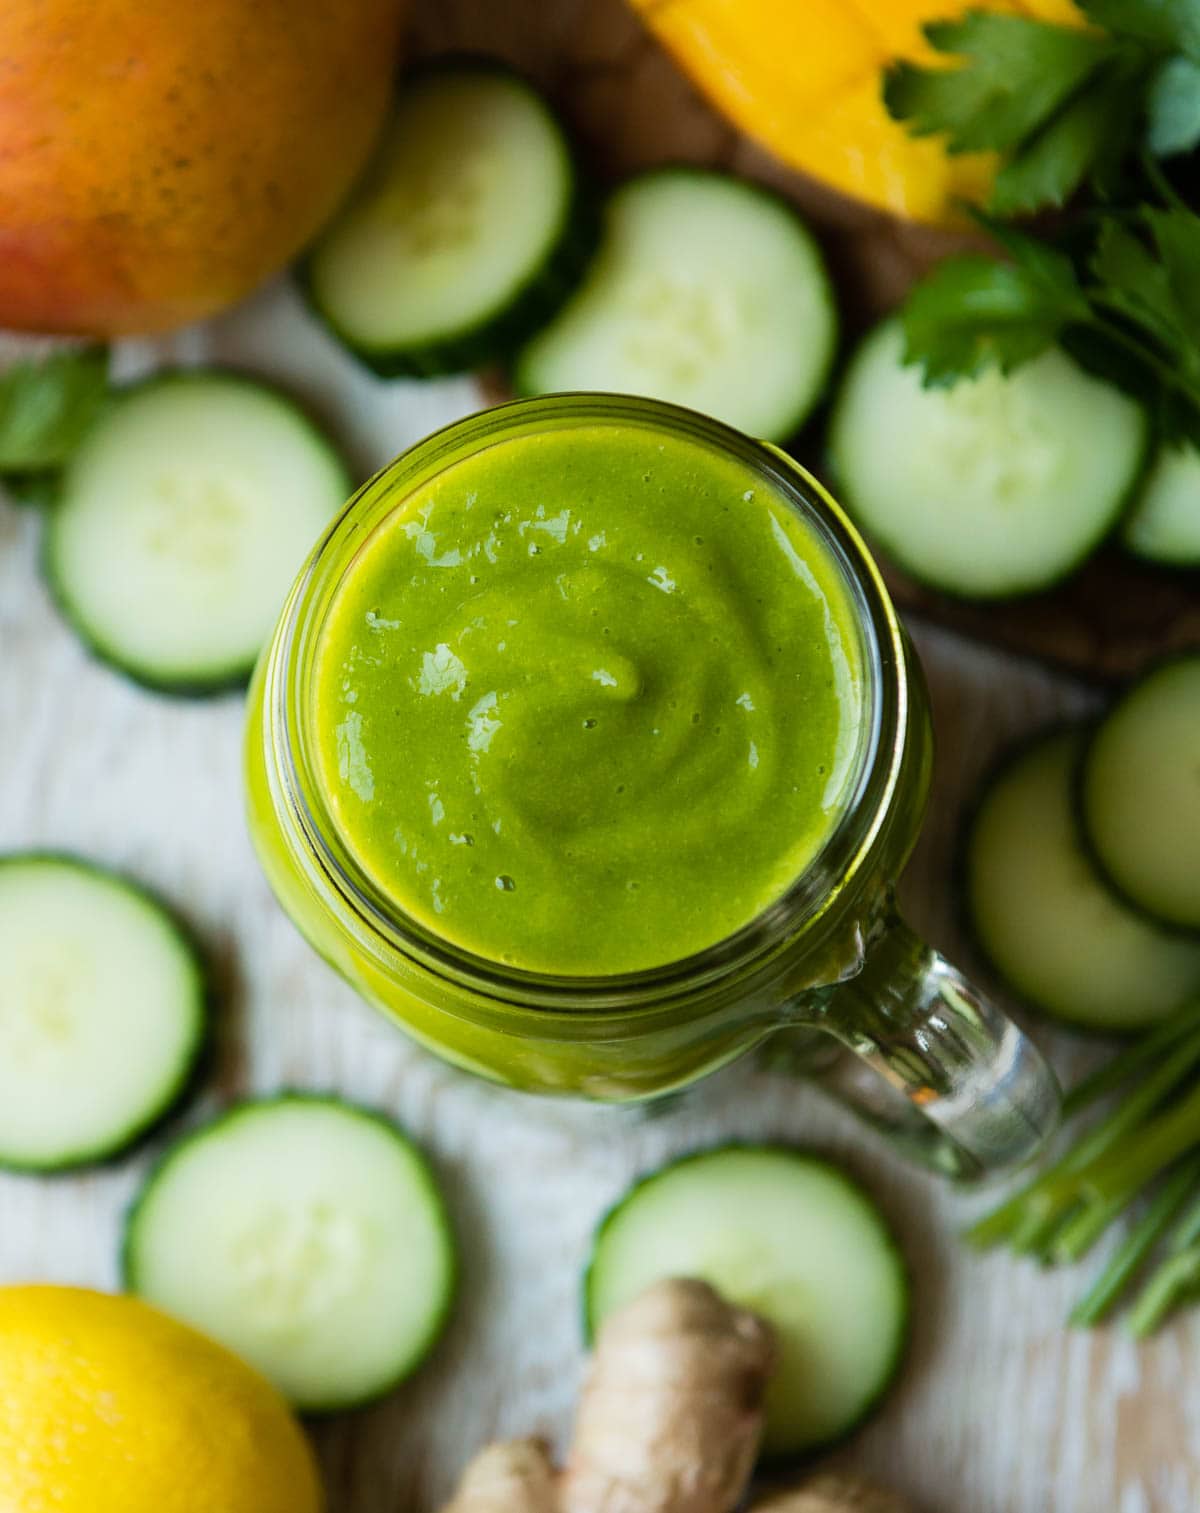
[0,0,406,335]
[628,0,1084,227]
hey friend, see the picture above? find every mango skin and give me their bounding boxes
[0,0,406,335]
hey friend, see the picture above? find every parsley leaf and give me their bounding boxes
[1145,207,1200,342]
[1082,0,1200,63]
[898,208,1200,448]
[882,6,1198,213]
[1089,218,1186,350]
[900,249,1087,383]
[978,216,1095,312]
[886,2,1200,445]
[989,69,1133,213]
[1087,211,1200,369]
[0,348,109,474]
[883,13,1115,153]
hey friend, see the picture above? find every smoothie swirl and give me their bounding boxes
[312,422,865,974]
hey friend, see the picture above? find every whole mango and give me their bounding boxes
[628,0,1083,227]
[0,0,406,335]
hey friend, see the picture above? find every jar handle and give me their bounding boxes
[800,912,1060,1179]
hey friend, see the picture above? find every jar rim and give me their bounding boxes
[262,393,911,1011]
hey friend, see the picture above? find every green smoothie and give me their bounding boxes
[311,421,864,975]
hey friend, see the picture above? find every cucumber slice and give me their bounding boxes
[515,168,837,442]
[306,62,590,376]
[1122,442,1200,567]
[964,728,1200,1031]
[0,854,206,1172]
[123,1094,457,1412]
[45,371,350,695]
[1080,656,1200,931]
[829,321,1148,598]
[584,1146,907,1458]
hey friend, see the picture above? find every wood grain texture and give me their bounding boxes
[408,0,1200,683]
[2,271,1199,1513]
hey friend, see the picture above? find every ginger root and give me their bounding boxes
[441,1439,559,1513]
[749,1473,914,1513]
[438,1279,913,1513]
[559,1278,776,1513]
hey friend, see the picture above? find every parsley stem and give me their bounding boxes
[1083,300,1200,420]
[1141,149,1189,213]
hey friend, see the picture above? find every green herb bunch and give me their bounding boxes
[968,1002,1200,1334]
[886,1,1200,446]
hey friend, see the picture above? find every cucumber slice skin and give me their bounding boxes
[1078,655,1200,935]
[305,197,600,380]
[961,726,1200,1034]
[514,166,838,444]
[304,58,598,378]
[1121,442,1200,568]
[42,369,351,699]
[0,852,209,1174]
[583,1144,909,1463]
[122,1093,458,1414]
[828,322,1151,599]
[2,470,61,509]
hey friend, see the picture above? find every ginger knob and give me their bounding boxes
[559,1277,778,1513]
[750,1473,915,1513]
[441,1439,560,1513]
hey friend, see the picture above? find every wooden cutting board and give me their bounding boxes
[411,0,1200,683]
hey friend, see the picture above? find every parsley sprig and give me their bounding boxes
[0,347,110,505]
[885,2,1200,213]
[902,202,1200,443]
[884,3,1200,445]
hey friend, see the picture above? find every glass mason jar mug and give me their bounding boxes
[246,395,1058,1177]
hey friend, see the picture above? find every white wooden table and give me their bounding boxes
[2,279,1197,1513]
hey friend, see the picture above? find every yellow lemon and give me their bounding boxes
[0,1285,323,1513]
[628,0,1084,226]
